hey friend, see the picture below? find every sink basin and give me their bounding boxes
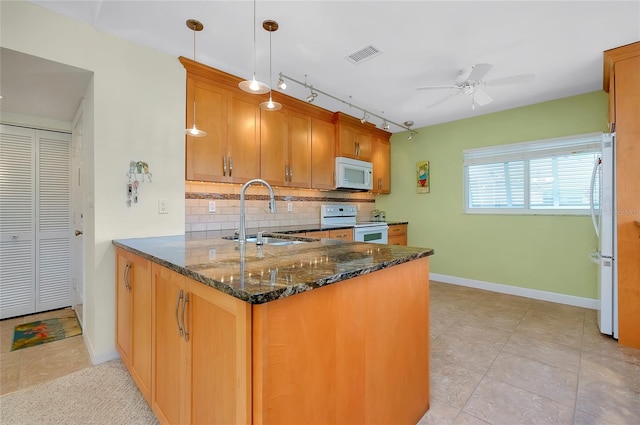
[225,235,310,246]
[245,237,307,246]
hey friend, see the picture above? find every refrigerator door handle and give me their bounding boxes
[590,157,601,238]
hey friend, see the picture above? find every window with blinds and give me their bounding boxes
[463,133,603,214]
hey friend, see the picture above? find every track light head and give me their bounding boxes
[277,75,286,90]
[306,89,318,103]
[360,112,369,124]
[381,119,390,130]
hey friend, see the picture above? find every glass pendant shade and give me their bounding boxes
[185,19,207,138]
[260,20,281,112]
[259,95,282,111]
[239,0,269,94]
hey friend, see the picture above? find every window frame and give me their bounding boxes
[463,133,603,216]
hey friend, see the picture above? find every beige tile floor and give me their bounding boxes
[0,308,92,396]
[419,282,640,425]
[2,284,639,425]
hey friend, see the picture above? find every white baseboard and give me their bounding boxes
[83,333,121,365]
[429,273,598,310]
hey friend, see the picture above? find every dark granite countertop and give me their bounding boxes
[113,232,433,305]
[385,221,409,225]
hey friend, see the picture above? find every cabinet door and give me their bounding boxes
[311,118,336,190]
[329,228,353,241]
[228,92,260,184]
[115,249,132,367]
[152,264,188,425]
[260,109,288,186]
[187,279,251,425]
[355,129,372,161]
[130,252,152,402]
[185,78,228,182]
[337,124,358,158]
[288,111,312,188]
[372,134,390,194]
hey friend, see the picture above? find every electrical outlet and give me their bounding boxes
[209,201,216,213]
[158,199,168,214]
[287,202,293,212]
[208,248,216,260]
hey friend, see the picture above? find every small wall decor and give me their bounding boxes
[126,161,152,207]
[416,161,430,194]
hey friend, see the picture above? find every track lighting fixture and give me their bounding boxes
[239,0,269,94]
[258,20,282,111]
[276,73,418,133]
[404,121,416,140]
[185,19,207,138]
[277,74,287,90]
[306,88,318,103]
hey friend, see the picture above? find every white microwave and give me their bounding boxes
[335,157,373,191]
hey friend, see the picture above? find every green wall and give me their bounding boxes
[377,91,609,299]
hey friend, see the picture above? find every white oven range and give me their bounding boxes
[320,204,389,244]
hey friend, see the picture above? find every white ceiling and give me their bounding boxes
[3,1,639,132]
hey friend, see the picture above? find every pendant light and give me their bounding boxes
[259,20,282,111]
[185,19,207,137]
[238,0,270,94]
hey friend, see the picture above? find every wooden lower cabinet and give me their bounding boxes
[305,230,330,238]
[115,248,152,403]
[122,253,429,424]
[388,224,408,246]
[151,263,251,425]
[252,257,430,424]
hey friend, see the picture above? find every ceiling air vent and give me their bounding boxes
[344,45,382,64]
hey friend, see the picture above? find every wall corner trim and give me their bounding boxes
[429,273,598,310]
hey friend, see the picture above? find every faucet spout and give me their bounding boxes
[239,179,277,244]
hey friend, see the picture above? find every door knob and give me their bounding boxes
[75,230,83,236]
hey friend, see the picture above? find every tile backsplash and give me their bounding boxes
[185,181,376,233]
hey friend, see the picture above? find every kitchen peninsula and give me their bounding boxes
[113,233,433,425]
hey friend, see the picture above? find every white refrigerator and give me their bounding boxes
[589,132,617,338]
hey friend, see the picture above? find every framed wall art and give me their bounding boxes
[417,161,430,194]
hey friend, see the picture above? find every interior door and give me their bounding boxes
[72,107,85,325]
[0,124,72,319]
[0,124,36,319]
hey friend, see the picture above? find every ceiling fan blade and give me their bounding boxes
[485,73,535,86]
[425,90,461,109]
[415,85,459,91]
[474,88,493,106]
[467,63,493,82]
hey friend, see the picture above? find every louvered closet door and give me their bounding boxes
[0,125,36,318]
[0,125,71,319]
[37,131,72,312]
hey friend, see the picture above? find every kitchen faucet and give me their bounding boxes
[239,179,277,245]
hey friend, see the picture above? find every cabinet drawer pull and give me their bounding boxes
[289,165,293,181]
[181,293,190,342]
[223,156,227,177]
[175,289,184,336]
[124,262,131,292]
[229,157,233,177]
[285,164,289,182]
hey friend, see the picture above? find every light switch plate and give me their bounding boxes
[158,199,168,214]
[287,202,293,212]
[209,201,216,213]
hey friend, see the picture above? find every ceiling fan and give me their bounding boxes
[415,63,535,110]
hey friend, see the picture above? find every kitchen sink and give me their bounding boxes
[225,235,310,246]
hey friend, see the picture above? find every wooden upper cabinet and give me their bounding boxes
[311,116,336,190]
[260,109,288,186]
[185,77,228,181]
[260,108,312,187]
[227,92,260,183]
[287,110,312,188]
[371,129,391,194]
[334,112,373,161]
